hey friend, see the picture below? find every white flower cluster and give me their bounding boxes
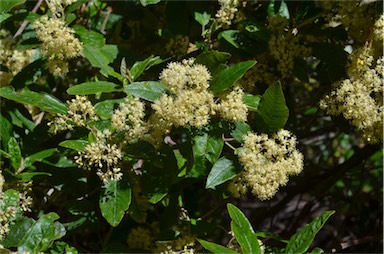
[215,0,240,26]
[33,16,82,76]
[49,95,99,133]
[111,96,146,144]
[75,130,123,184]
[228,130,304,200]
[0,30,33,85]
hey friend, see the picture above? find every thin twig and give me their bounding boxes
[14,0,44,38]
[100,6,112,35]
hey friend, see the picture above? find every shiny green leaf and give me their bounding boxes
[125,81,167,102]
[67,81,121,95]
[8,137,22,170]
[0,0,26,14]
[59,140,89,151]
[206,157,237,189]
[24,148,57,168]
[94,99,125,119]
[197,239,238,254]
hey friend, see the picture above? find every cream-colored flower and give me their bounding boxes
[229,130,304,200]
[34,16,82,76]
[49,95,99,133]
[127,227,154,250]
[111,96,146,143]
[216,86,248,122]
[215,0,240,26]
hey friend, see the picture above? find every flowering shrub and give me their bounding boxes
[0,0,382,253]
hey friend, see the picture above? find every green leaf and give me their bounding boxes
[189,133,209,178]
[255,82,289,134]
[0,0,26,14]
[73,25,105,48]
[1,218,34,247]
[227,203,261,254]
[206,157,237,189]
[0,87,67,114]
[0,189,20,210]
[83,44,120,78]
[0,113,13,150]
[310,247,324,254]
[8,137,22,171]
[211,60,256,95]
[285,211,335,254]
[125,81,167,102]
[9,108,35,131]
[194,11,210,27]
[197,239,238,254]
[219,30,264,54]
[130,56,163,81]
[99,180,132,227]
[59,140,89,151]
[205,135,224,164]
[24,148,57,168]
[94,99,125,119]
[139,0,160,7]
[195,51,230,78]
[67,81,121,95]
[17,213,66,253]
[0,13,12,24]
[243,93,261,112]
[12,172,52,181]
[230,122,251,143]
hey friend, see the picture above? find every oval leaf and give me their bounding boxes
[67,81,121,95]
[8,137,22,171]
[24,148,57,168]
[59,140,89,151]
[94,99,125,119]
[99,180,132,227]
[197,239,238,254]
[0,87,67,114]
[285,210,335,254]
[125,81,167,102]
[206,157,237,190]
[255,81,289,134]
[211,60,256,95]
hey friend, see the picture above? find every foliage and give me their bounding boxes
[0,0,382,253]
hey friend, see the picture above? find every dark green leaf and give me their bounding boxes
[130,56,161,81]
[42,156,76,168]
[194,11,210,27]
[8,137,22,171]
[125,81,167,102]
[268,0,290,18]
[0,13,12,24]
[230,122,251,143]
[139,0,161,7]
[18,213,66,253]
[49,241,78,254]
[206,157,237,189]
[0,189,20,210]
[211,60,256,95]
[228,203,261,254]
[278,0,290,19]
[94,99,125,119]
[285,211,335,254]
[9,108,35,131]
[13,172,52,181]
[206,135,224,164]
[255,82,289,134]
[0,87,67,114]
[67,81,121,95]
[0,0,26,14]
[59,140,89,151]
[218,30,264,54]
[243,93,261,112]
[189,133,209,178]
[99,180,132,227]
[0,113,13,151]
[197,239,238,254]
[195,51,230,77]
[24,148,57,168]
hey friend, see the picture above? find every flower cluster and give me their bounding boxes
[126,222,195,254]
[111,95,146,144]
[150,59,216,144]
[215,86,248,122]
[0,30,33,85]
[215,0,240,26]
[166,35,190,59]
[33,15,82,76]
[320,48,383,143]
[49,95,99,133]
[228,130,304,200]
[267,16,311,79]
[321,1,376,43]
[0,171,33,241]
[75,130,123,184]
[46,0,78,16]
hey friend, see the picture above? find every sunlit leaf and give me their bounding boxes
[67,81,122,95]
[206,157,237,189]
[197,239,238,254]
[125,81,167,102]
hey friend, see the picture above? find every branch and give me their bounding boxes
[14,0,44,38]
